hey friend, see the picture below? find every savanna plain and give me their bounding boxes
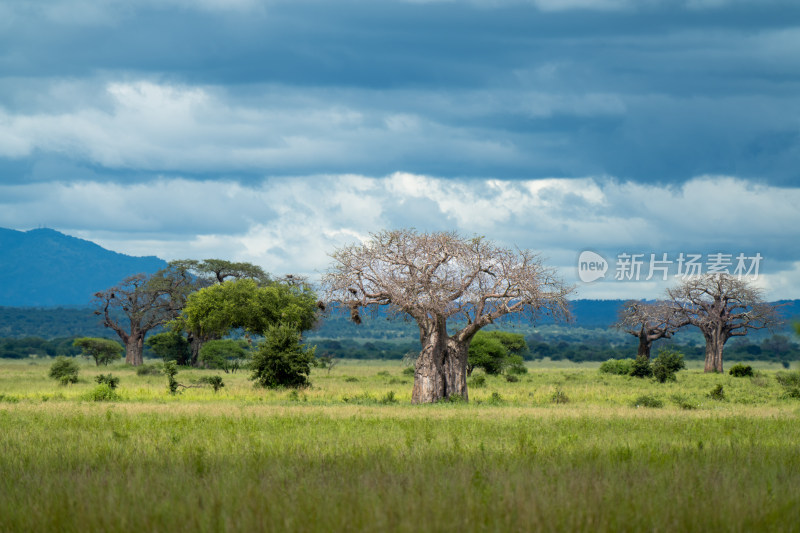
[1,358,799,532]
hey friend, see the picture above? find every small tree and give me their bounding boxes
[250,323,316,388]
[467,333,507,376]
[199,339,250,373]
[145,331,191,365]
[651,348,685,383]
[614,300,688,360]
[73,338,124,366]
[49,356,79,385]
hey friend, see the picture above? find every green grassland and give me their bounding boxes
[2,359,800,532]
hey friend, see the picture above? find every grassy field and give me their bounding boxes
[1,358,799,532]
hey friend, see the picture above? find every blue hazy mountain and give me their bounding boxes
[0,227,167,307]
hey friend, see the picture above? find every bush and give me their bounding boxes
[469,374,487,388]
[145,331,192,365]
[652,348,685,383]
[632,395,663,408]
[708,384,726,401]
[729,364,754,377]
[164,361,180,394]
[551,388,569,404]
[670,393,697,410]
[250,324,315,389]
[86,384,119,402]
[49,356,79,385]
[776,371,800,398]
[198,375,225,393]
[402,366,415,376]
[94,374,120,389]
[505,374,519,383]
[599,358,634,375]
[199,339,250,373]
[380,391,398,404]
[136,363,162,376]
[629,355,653,378]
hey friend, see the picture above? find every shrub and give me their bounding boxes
[708,384,726,401]
[776,371,800,398]
[670,393,697,410]
[86,384,119,402]
[505,374,519,383]
[599,358,634,376]
[487,391,505,405]
[198,375,225,393]
[402,366,415,377]
[469,374,487,388]
[729,364,754,377]
[343,376,359,383]
[505,355,528,375]
[199,339,250,373]
[632,394,663,408]
[94,374,120,389]
[551,388,569,404]
[380,391,398,404]
[49,356,79,385]
[145,331,191,365]
[629,355,653,379]
[136,364,162,376]
[652,348,685,383]
[250,323,315,389]
[164,361,180,394]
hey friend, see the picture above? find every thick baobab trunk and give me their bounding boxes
[703,332,725,373]
[637,334,652,360]
[412,329,447,404]
[443,338,469,402]
[125,333,145,366]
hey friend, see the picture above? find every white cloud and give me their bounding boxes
[2,174,798,300]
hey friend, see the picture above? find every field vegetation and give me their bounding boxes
[1,357,800,531]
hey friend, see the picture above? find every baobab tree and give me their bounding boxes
[666,274,782,373]
[322,229,572,403]
[95,272,185,366]
[613,300,688,359]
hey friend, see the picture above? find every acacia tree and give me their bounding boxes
[613,300,688,360]
[166,259,271,364]
[322,229,572,403]
[666,274,782,373]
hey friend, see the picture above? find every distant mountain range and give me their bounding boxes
[0,227,167,307]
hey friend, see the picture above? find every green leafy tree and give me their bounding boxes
[467,331,529,376]
[250,324,316,388]
[199,339,250,373]
[467,333,507,376]
[651,348,685,383]
[73,337,124,366]
[49,356,79,385]
[179,278,318,340]
[145,331,192,365]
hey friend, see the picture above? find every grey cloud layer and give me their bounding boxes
[0,0,798,183]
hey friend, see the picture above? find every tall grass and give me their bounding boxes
[1,359,799,531]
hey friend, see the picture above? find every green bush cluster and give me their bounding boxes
[729,364,754,377]
[49,356,79,385]
[632,395,663,408]
[775,371,800,398]
[599,358,634,375]
[94,374,119,389]
[600,349,685,383]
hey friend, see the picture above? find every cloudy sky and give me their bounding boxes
[1,0,799,299]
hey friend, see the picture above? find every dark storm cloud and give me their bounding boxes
[0,0,798,184]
